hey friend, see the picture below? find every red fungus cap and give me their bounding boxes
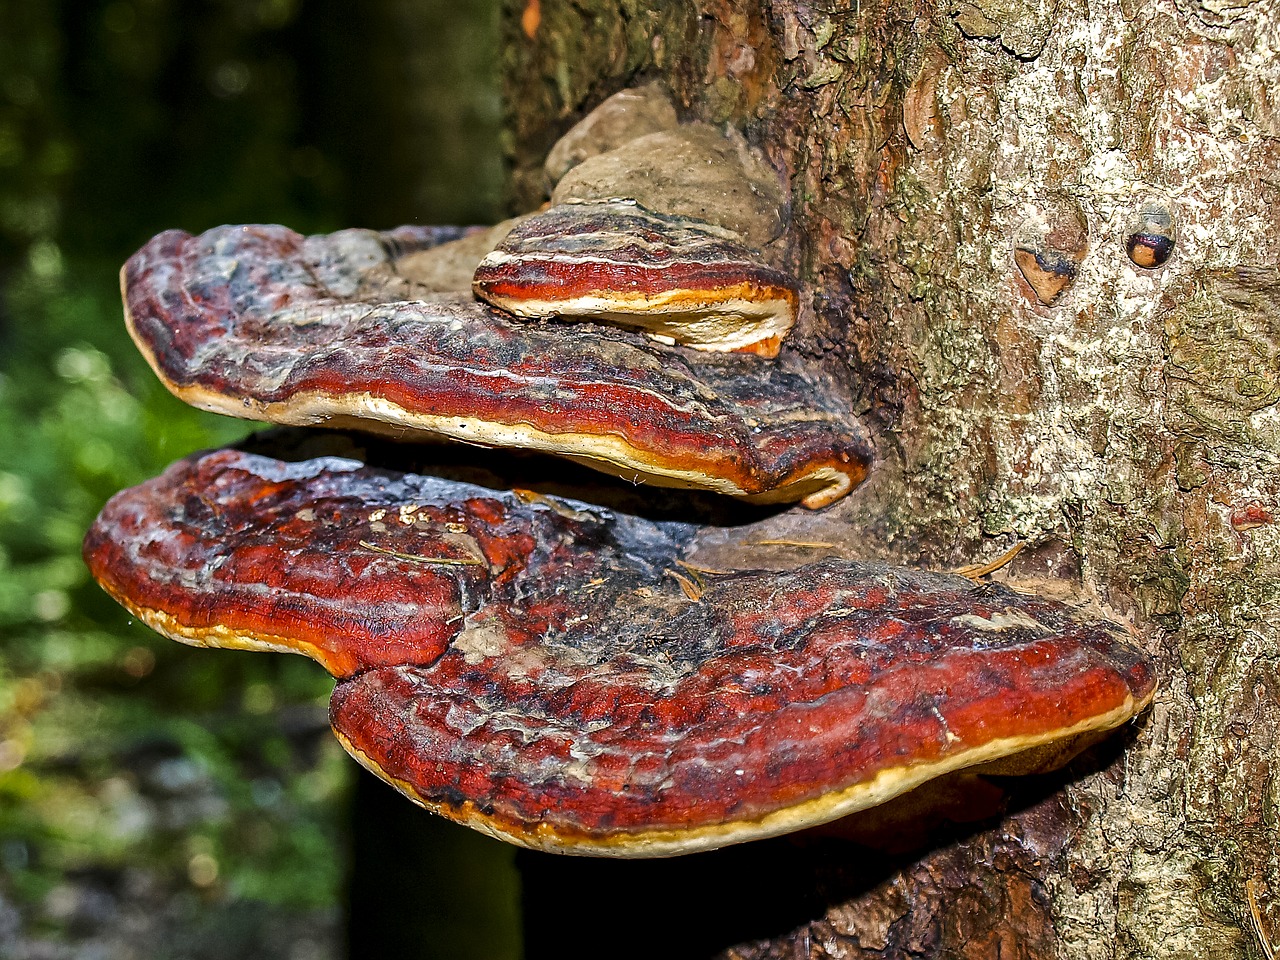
[84,448,1157,856]
[472,200,799,357]
[122,224,867,508]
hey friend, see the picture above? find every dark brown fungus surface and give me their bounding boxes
[472,200,799,356]
[123,224,867,508]
[84,449,1158,857]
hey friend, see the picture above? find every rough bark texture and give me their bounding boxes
[500,0,1279,957]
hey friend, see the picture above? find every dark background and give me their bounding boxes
[0,2,517,957]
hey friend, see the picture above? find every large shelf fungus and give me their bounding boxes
[123,223,868,508]
[84,449,1157,857]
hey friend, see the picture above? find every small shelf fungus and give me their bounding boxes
[472,200,799,356]
[123,223,868,508]
[84,449,1157,857]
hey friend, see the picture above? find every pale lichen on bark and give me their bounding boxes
[501,0,1280,954]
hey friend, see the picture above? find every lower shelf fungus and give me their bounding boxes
[122,223,867,508]
[84,448,1158,857]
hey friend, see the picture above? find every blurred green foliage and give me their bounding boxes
[0,1,504,955]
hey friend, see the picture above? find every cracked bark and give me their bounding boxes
[500,0,1280,957]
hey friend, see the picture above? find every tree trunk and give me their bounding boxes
[500,0,1280,956]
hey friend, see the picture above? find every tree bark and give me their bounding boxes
[500,0,1280,956]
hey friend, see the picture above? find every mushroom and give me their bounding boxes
[472,200,799,356]
[84,447,1158,857]
[551,121,786,248]
[123,223,868,507]
[543,83,680,185]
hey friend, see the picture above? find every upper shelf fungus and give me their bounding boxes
[472,200,800,356]
[123,223,868,508]
[84,448,1158,858]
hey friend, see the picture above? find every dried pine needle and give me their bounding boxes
[675,559,733,577]
[1248,879,1277,960]
[954,542,1024,580]
[667,568,704,601]
[359,540,484,566]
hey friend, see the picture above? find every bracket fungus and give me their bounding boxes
[123,222,867,507]
[85,449,1157,857]
[472,200,799,356]
[88,90,1157,859]
[543,84,680,185]
[550,121,786,248]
